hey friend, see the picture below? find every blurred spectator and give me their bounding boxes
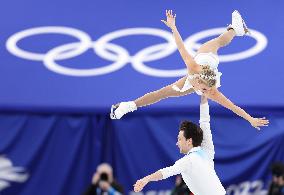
[268,162,284,195]
[83,163,124,195]
[171,175,193,195]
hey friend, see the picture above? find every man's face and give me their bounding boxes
[176,131,191,154]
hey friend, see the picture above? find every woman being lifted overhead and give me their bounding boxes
[110,10,269,130]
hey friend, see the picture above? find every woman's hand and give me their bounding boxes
[249,117,269,130]
[161,10,176,30]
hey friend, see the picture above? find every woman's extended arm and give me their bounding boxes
[161,10,199,73]
[207,89,269,130]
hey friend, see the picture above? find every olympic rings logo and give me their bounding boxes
[6,26,268,77]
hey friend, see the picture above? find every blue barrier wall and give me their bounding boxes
[0,108,283,194]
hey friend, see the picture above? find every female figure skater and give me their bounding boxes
[110,10,269,130]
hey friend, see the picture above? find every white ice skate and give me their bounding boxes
[110,101,137,119]
[230,10,250,36]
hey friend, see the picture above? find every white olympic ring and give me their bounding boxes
[184,28,268,62]
[6,26,268,77]
[6,26,92,61]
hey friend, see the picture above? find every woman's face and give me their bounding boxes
[191,78,211,93]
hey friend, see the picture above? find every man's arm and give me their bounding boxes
[199,96,215,161]
[134,161,183,192]
[161,10,199,72]
[133,170,163,192]
[200,95,210,130]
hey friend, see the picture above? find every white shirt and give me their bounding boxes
[159,102,226,195]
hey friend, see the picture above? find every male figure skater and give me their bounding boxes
[134,96,226,195]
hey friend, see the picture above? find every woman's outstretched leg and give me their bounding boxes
[197,29,236,54]
[110,76,194,119]
[134,78,193,107]
[197,10,248,54]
